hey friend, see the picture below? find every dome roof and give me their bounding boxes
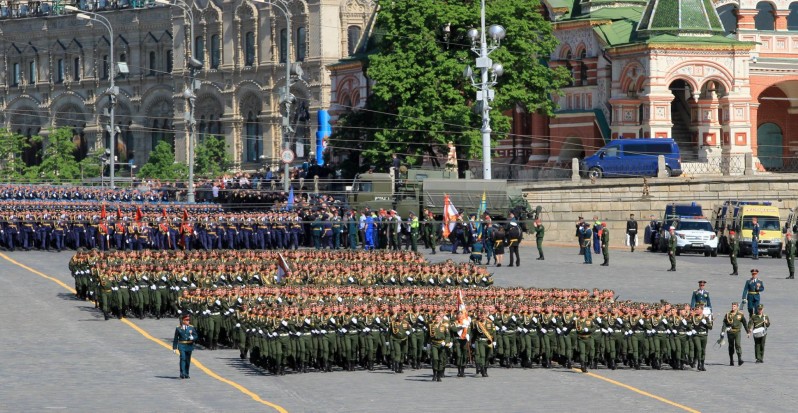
[637,0,725,36]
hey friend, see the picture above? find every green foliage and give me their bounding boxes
[31,127,83,183]
[194,135,232,177]
[79,149,104,179]
[0,128,32,180]
[138,141,188,180]
[332,0,570,173]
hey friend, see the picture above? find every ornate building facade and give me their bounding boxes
[542,0,798,172]
[0,0,376,170]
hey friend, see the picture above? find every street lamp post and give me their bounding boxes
[156,0,203,203]
[65,5,119,188]
[464,0,505,180]
[254,0,292,192]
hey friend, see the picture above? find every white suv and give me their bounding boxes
[662,218,719,257]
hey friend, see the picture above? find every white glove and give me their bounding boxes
[601,328,608,334]
[501,326,507,332]
[638,319,644,325]
[662,319,668,325]
[150,285,156,290]
[447,342,454,349]
[701,319,707,325]
[408,277,414,282]
[330,318,336,324]
[281,320,288,326]
[305,318,311,325]
[552,317,557,323]
[562,327,568,333]
[556,328,562,334]
[375,317,381,323]
[511,315,517,321]
[720,331,726,338]
[583,328,589,333]
[405,330,411,336]
[364,327,371,333]
[215,300,221,306]
[491,342,497,348]
[352,317,358,324]
[541,328,547,334]
[607,328,614,334]
[617,317,623,324]
[681,319,687,326]
[418,316,424,322]
[235,323,241,328]
[596,317,602,323]
[173,349,179,355]
[532,317,538,323]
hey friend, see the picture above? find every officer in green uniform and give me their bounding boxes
[471,311,494,377]
[428,313,451,381]
[600,222,609,266]
[722,301,750,366]
[748,304,770,363]
[729,230,740,275]
[784,232,795,279]
[389,312,410,373]
[575,309,594,372]
[533,218,545,260]
[691,305,712,371]
[423,209,437,254]
[172,314,198,379]
[667,226,677,271]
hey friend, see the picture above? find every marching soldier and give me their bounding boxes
[742,269,765,317]
[428,313,451,381]
[721,302,749,366]
[172,314,198,379]
[691,305,712,371]
[748,304,770,363]
[472,310,494,377]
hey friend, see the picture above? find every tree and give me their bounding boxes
[31,127,83,183]
[138,141,188,180]
[0,128,33,180]
[332,0,569,174]
[194,135,232,178]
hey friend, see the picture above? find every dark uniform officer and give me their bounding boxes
[690,280,712,311]
[626,214,638,252]
[742,269,765,317]
[173,314,198,379]
[600,222,609,266]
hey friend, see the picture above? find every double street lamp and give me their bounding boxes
[464,0,506,180]
[65,5,122,188]
[156,0,203,203]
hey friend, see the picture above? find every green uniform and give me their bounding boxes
[533,224,545,260]
[409,216,420,252]
[785,237,795,278]
[722,309,749,365]
[730,235,740,275]
[748,312,770,363]
[600,227,609,266]
[423,215,437,253]
[429,319,451,380]
[668,234,677,271]
[389,316,410,373]
[691,313,712,370]
[471,318,495,377]
[575,317,595,372]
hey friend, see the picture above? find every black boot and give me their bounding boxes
[738,357,744,366]
[482,365,489,377]
[432,371,438,381]
[581,361,588,373]
[438,369,444,381]
[730,356,735,366]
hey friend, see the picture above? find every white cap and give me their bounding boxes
[669,226,675,230]
[510,222,518,226]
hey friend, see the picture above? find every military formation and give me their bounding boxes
[68,248,738,378]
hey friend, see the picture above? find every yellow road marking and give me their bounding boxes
[0,253,288,413]
[571,368,700,413]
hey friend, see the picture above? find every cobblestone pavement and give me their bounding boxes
[0,245,794,413]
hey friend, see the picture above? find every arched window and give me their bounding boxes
[755,2,776,30]
[56,59,64,83]
[788,3,798,30]
[151,119,162,150]
[102,55,109,79]
[579,49,588,85]
[12,63,20,86]
[199,115,207,143]
[244,111,261,162]
[347,26,361,55]
[166,50,173,73]
[244,31,255,66]
[296,27,306,61]
[211,34,221,69]
[73,57,80,81]
[195,36,205,63]
[29,61,36,84]
[279,28,287,63]
[149,51,156,75]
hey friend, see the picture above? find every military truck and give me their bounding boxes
[345,168,530,222]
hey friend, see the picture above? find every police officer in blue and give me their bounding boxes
[690,280,712,311]
[751,217,760,260]
[173,314,198,379]
[742,269,765,317]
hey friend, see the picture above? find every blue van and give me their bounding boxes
[581,138,682,178]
